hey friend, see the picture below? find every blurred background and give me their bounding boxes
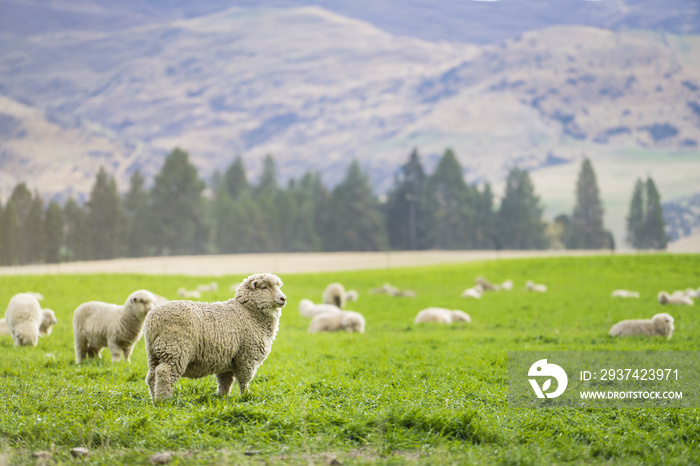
[1,0,699,264]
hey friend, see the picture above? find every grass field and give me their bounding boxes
[1,254,699,465]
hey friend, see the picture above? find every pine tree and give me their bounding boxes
[64,197,90,261]
[124,170,152,257]
[323,160,387,251]
[26,192,46,263]
[643,177,668,249]
[44,201,64,263]
[0,199,19,265]
[150,148,209,255]
[9,183,33,264]
[625,179,645,249]
[497,168,548,249]
[385,148,434,250]
[569,158,609,249]
[87,167,125,260]
[474,183,497,249]
[224,156,249,200]
[427,149,473,249]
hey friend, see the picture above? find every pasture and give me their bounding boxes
[1,254,699,465]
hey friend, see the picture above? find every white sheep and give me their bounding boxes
[369,283,398,295]
[609,313,674,339]
[670,288,699,299]
[461,284,483,299]
[308,310,365,333]
[0,318,7,335]
[73,290,157,363]
[414,307,471,325]
[657,291,694,306]
[476,276,500,291]
[196,281,218,293]
[4,293,43,346]
[322,282,348,308]
[346,289,359,302]
[144,273,286,400]
[390,289,417,298]
[1,308,56,336]
[611,289,640,298]
[298,299,341,319]
[501,279,514,291]
[177,288,201,299]
[526,280,547,292]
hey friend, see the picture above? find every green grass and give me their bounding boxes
[1,254,699,465]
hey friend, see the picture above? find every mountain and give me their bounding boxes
[0,2,699,248]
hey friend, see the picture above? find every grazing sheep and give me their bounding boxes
[4,293,43,346]
[461,284,483,299]
[611,289,640,298]
[658,291,693,306]
[196,281,218,293]
[308,310,366,333]
[322,282,348,308]
[501,279,514,291]
[526,280,547,292]
[609,313,674,339]
[144,273,286,400]
[298,299,341,319]
[39,309,57,335]
[414,307,471,325]
[476,277,500,291]
[369,283,398,295]
[73,290,157,363]
[177,288,201,299]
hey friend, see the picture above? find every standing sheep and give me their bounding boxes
[144,273,287,400]
[308,310,365,333]
[4,293,43,347]
[414,307,471,324]
[73,290,157,363]
[1,308,56,337]
[609,313,674,339]
[298,299,341,319]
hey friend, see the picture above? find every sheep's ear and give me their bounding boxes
[249,279,259,290]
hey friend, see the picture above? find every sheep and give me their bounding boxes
[658,291,694,306]
[298,299,341,319]
[611,289,640,298]
[414,307,471,325]
[4,293,43,346]
[476,276,500,291]
[501,279,514,291]
[144,272,286,400]
[73,290,157,363]
[609,313,674,339]
[308,310,365,333]
[346,289,359,302]
[196,281,218,293]
[177,288,201,299]
[1,308,56,337]
[461,284,483,299]
[322,282,348,308]
[390,289,417,298]
[526,280,547,292]
[670,288,699,299]
[369,283,398,295]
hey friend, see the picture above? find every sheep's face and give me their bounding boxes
[451,311,471,323]
[342,313,365,333]
[40,309,57,335]
[127,290,157,317]
[653,313,674,337]
[241,273,287,311]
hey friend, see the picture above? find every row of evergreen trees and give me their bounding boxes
[0,148,667,266]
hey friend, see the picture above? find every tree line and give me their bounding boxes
[0,148,668,265]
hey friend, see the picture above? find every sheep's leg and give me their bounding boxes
[154,362,180,400]
[145,363,157,400]
[74,335,88,363]
[107,340,123,362]
[216,371,235,396]
[233,366,257,395]
[86,346,100,359]
[122,345,134,363]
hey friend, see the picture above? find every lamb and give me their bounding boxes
[73,289,157,363]
[526,280,547,292]
[196,281,218,293]
[1,308,56,336]
[298,299,341,319]
[322,282,349,308]
[609,313,674,339]
[414,307,471,325]
[308,310,365,333]
[461,284,483,299]
[611,289,640,298]
[4,293,43,346]
[657,291,694,306]
[177,288,201,299]
[144,272,286,400]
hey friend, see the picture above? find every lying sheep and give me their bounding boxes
[196,281,218,293]
[476,277,500,291]
[390,289,417,298]
[414,307,471,325]
[671,288,699,299]
[322,282,348,308]
[609,313,674,339]
[177,288,201,299]
[308,310,365,333]
[461,284,483,299]
[369,283,398,295]
[298,299,341,319]
[658,291,694,306]
[611,289,640,298]
[4,293,43,346]
[1,308,57,337]
[526,280,547,292]
[73,290,157,363]
[501,279,514,291]
[144,273,286,400]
